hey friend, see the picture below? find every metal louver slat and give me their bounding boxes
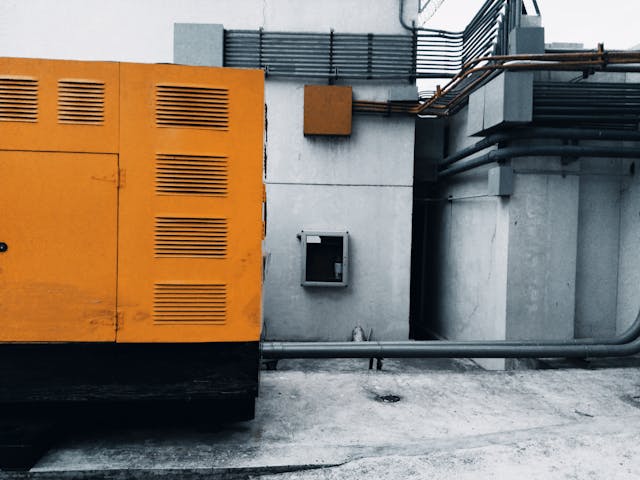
[155,216,228,258]
[0,77,38,122]
[58,79,105,125]
[155,152,229,196]
[156,85,229,130]
[153,283,227,324]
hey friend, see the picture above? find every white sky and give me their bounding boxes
[423,0,640,50]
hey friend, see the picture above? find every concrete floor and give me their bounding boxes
[15,358,640,479]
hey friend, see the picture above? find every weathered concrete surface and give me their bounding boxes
[506,154,580,343]
[424,68,640,368]
[575,155,623,339]
[433,105,510,370]
[20,359,640,479]
[264,184,412,341]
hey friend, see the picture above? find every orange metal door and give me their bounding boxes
[116,63,264,343]
[0,151,118,341]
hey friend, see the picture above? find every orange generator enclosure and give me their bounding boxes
[0,57,263,343]
[0,57,264,421]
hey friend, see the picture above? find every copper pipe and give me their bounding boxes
[354,48,640,117]
[351,47,640,117]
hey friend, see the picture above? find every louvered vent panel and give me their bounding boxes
[155,217,227,258]
[154,283,226,324]
[156,84,229,130]
[58,80,105,125]
[0,77,38,122]
[156,153,228,196]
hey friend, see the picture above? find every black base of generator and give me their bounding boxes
[0,342,260,471]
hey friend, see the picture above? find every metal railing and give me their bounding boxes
[416,0,510,78]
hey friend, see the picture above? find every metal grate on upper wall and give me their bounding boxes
[223,0,511,80]
[224,31,415,80]
[533,81,640,131]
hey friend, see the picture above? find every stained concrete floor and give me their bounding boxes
[8,358,640,479]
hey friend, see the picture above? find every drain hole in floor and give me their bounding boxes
[376,394,401,403]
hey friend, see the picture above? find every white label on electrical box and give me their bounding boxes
[306,235,321,244]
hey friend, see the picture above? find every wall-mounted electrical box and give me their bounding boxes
[300,231,349,287]
[303,85,352,136]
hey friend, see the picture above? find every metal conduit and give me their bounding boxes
[352,50,640,118]
[303,308,640,348]
[439,144,640,177]
[261,310,640,359]
[414,47,640,116]
[261,287,640,359]
[224,30,415,79]
[439,127,640,170]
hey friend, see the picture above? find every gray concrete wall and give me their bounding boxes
[263,79,414,340]
[0,0,418,341]
[575,155,622,338]
[264,184,412,341]
[612,74,640,335]
[617,156,640,333]
[506,154,579,342]
[426,68,640,365]
[431,107,509,369]
[265,81,414,186]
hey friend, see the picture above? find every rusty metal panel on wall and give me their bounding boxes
[304,85,352,136]
[116,63,264,343]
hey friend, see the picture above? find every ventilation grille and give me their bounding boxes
[156,84,229,130]
[154,283,227,324]
[156,153,228,196]
[0,77,38,122]
[155,217,227,258]
[58,80,105,125]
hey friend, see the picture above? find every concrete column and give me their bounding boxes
[616,156,640,333]
[575,156,622,338]
[508,15,544,55]
[505,155,579,342]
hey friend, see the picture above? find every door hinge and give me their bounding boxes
[117,168,126,188]
[115,310,124,332]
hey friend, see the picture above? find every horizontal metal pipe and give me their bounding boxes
[439,127,640,170]
[262,304,640,359]
[377,310,640,347]
[533,115,638,123]
[262,301,640,359]
[439,144,640,177]
[261,324,640,359]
